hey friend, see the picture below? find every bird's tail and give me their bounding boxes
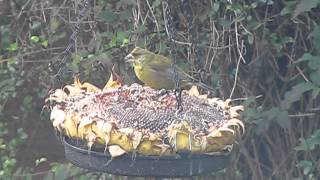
[181,72,217,93]
[192,81,217,93]
[176,66,217,93]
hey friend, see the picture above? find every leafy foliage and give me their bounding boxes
[0,0,320,179]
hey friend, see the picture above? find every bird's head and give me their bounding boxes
[125,47,154,66]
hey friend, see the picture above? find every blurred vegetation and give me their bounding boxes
[0,0,320,179]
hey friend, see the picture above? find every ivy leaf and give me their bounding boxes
[261,107,290,129]
[41,40,48,48]
[293,0,320,18]
[295,53,320,70]
[212,2,220,12]
[30,36,40,43]
[280,1,296,16]
[277,110,290,129]
[311,25,320,52]
[311,88,320,99]
[134,25,147,33]
[7,58,16,65]
[6,42,18,51]
[98,9,117,23]
[31,21,42,30]
[101,32,113,38]
[218,18,232,28]
[120,10,131,20]
[296,160,314,175]
[280,82,315,109]
[295,53,318,63]
[295,129,320,151]
[116,31,127,43]
[310,69,320,86]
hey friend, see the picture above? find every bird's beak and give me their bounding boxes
[125,54,134,63]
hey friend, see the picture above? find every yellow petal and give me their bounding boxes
[132,131,143,150]
[81,82,101,93]
[188,86,200,96]
[63,114,78,137]
[103,65,122,90]
[108,145,126,157]
[78,116,93,129]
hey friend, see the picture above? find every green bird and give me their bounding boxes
[125,47,215,91]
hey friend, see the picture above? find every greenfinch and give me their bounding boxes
[125,47,214,91]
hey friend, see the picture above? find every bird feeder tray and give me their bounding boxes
[63,136,230,177]
[46,77,244,177]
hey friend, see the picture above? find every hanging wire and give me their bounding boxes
[163,1,183,113]
[180,0,204,81]
[49,0,90,88]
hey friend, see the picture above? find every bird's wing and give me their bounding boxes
[147,54,172,71]
[147,54,196,82]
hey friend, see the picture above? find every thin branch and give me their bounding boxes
[146,0,162,50]
[288,113,315,118]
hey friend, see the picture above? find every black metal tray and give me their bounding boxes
[63,136,230,178]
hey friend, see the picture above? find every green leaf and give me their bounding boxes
[251,2,258,8]
[295,53,318,63]
[101,32,113,38]
[6,42,18,51]
[243,107,263,126]
[260,107,290,129]
[311,88,320,99]
[88,33,102,52]
[296,160,314,175]
[122,38,130,47]
[35,157,47,166]
[308,58,320,70]
[23,96,33,107]
[276,110,290,129]
[213,2,220,12]
[134,25,147,33]
[293,0,320,17]
[95,52,111,63]
[311,25,320,51]
[30,36,40,43]
[116,31,127,42]
[49,32,66,44]
[295,53,320,70]
[3,158,16,170]
[218,18,232,28]
[31,21,42,30]
[267,0,274,5]
[280,6,292,16]
[41,40,49,48]
[310,69,320,86]
[280,82,315,109]
[295,129,320,151]
[7,58,16,65]
[98,9,117,23]
[1,28,10,49]
[120,10,131,20]
[262,107,280,121]
[152,0,161,8]
[50,18,59,33]
[107,35,117,48]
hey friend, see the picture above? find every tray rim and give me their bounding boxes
[63,136,231,160]
[62,136,232,177]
